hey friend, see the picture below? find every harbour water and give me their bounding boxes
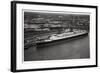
[24,35,90,61]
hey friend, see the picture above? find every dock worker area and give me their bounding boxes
[24,12,90,61]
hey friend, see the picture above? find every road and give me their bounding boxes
[24,35,90,61]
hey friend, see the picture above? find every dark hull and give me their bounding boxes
[36,32,88,48]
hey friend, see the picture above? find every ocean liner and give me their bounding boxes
[24,29,88,49]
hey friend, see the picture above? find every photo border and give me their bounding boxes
[11,1,98,72]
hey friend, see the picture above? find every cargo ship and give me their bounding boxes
[24,30,88,49]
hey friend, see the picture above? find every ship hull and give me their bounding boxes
[36,32,88,48]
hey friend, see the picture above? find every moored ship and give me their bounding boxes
[24,30,88,49]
